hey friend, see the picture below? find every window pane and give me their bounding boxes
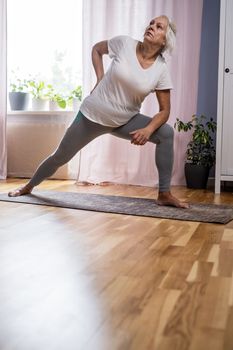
[7,0,82,101]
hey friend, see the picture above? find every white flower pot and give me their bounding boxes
[73,98,81,111]
[31,98,48,111]
[49,100,60,111]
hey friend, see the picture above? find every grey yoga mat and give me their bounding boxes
[0,190,233,224]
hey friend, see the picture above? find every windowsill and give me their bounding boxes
[7,110,76,116]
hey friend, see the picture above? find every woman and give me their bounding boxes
[8,15,188,208]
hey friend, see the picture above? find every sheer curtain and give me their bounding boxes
[0,0,7,179]
[78,0,203,186]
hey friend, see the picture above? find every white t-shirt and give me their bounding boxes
[80,35,173,127]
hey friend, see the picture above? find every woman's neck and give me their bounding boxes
[138,41,161,61]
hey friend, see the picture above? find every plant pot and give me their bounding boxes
[185,163,210,189]
[73,98,81,111]
[49,100,60,111]
[9,92,30,110]
[31,98,48,111]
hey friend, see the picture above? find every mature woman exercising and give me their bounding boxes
[8,15,188,208]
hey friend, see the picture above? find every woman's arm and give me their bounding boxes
[91,40,109,90]
[130,89,171,145]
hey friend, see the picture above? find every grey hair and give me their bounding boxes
[164,18,176,54]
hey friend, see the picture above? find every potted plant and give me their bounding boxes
[9,78,30,110]
[28,79,48,110]
[174,115,217,189]
[46,84,67,110]
[69,85,82,111]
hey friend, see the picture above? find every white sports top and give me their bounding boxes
[80,35,173,127]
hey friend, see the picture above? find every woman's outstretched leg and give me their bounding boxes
[8,112,113,197]
[112,113,188,208]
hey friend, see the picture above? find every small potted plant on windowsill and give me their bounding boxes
[174,115,217,189]
[9,78,30,110]
[28,79,48,111]
[69,85,82,111]
[46,84,67,110]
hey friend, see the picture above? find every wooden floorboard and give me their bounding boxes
[0,178,232,350]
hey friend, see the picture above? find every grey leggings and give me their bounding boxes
[28,111,174,192]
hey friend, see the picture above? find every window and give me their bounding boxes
[7,0,82,110]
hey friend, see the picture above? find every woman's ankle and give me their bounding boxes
[25,183,33,191]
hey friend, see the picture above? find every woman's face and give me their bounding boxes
[143,16,168,48]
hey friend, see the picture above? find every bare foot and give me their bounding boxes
[155,191,189,209]
[8,184,33,197]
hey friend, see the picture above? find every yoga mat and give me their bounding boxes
[0,190,232,224]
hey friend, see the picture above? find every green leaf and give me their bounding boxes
[58,100,66,108]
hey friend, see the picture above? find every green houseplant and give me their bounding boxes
[28,79,46,99]
[174,115,217,189]
[71,85,82,100]
[46,84,67,110]
[9,77,30,110]
[69,85,82,110]
[28,79,48,110]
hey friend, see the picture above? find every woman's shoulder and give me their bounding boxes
[158,54,166,63]
[108,35,135,52]
[157,54,171,69]
[109,35,133,43]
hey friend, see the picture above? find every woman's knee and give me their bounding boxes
[50,148,69,166]
[150,123,174,143]
[159,123,174,139]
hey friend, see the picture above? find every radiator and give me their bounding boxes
[7,112,77,179]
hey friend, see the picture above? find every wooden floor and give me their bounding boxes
[0,179,233,350]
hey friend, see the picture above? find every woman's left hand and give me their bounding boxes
[129,127,153,146]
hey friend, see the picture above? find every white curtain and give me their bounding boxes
[78,0,203,186]
[0,0,7,179]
